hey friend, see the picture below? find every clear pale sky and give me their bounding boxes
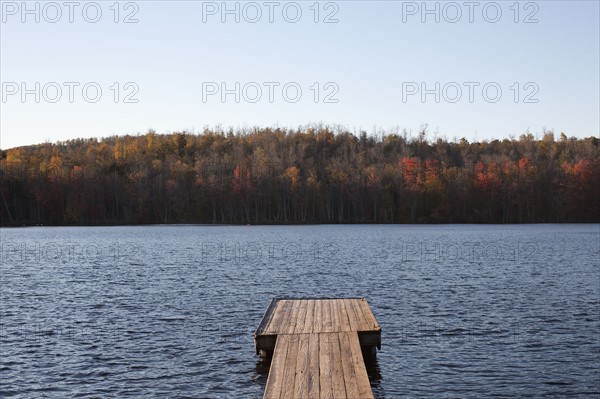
[1,0,599,149]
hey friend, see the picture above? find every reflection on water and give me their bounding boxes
[255,357,271,383]
[364,350,384,397]
[1,224,599,398]
[254,358,270,396]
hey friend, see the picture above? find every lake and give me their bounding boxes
[1,224,599,398]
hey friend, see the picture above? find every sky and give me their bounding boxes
[1,0,599,149]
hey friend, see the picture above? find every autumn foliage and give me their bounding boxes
[1,128,598,225]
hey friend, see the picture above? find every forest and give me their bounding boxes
[1,126,598,226]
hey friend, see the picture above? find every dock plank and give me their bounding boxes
[264,299,286,334]
[256,298,277,335]
[303,299,316,334]
[330,331,346,398]
[314,299,323,333]
[350,298,369,331]
[339,331,360,398]
[279,300,294,335]
[357,298,379,331]
[348,331,374,399]
[280,335,299,398]
[330,299,338,332]
[263,333,289,399]
[337,299,352,332]
[294,299,308,334]
[344,299,360,331]
[293,333,310,399]
[323,299,332,332]
[286,301,301,334]
[319,333,334,399]
[307,333,320,398]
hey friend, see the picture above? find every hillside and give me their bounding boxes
[1,127,598,225]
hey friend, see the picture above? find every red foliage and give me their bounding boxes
[400,157,423,190]
[232,165,252,194]
[475,162,502,193]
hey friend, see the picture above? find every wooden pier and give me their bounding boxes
[254,298,381,399]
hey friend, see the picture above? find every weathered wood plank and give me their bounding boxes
[323,299,333,332]
[319,333,334,399]
[330,299,339,333]
[294,299,308,334]
[350,298,369,331]
[330,331,347,398]
[281,334,299,398]
[358,298,379,330]
[313,299,322,333]
[344,299,360,331]
[279,300,294,335]
[337,299,352,332]
[264,299,286,334]
[307,333,320,398]
[339,331,360,399]
[348,331,374,399]
[303,299,316,334]
[287,301,302,334]
[263,333,289,399]
[256,298,277,335]
[293,333,310,399]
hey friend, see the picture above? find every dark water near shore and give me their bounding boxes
[1,224,599,398]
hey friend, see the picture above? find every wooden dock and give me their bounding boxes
[254,298,381,399]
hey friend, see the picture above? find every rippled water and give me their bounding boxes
[1,224,599,398]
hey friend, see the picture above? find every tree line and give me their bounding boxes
[1,126,598,226]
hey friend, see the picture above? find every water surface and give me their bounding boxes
[1,224,599,397]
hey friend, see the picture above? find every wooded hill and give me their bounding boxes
[1,127,598,225]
